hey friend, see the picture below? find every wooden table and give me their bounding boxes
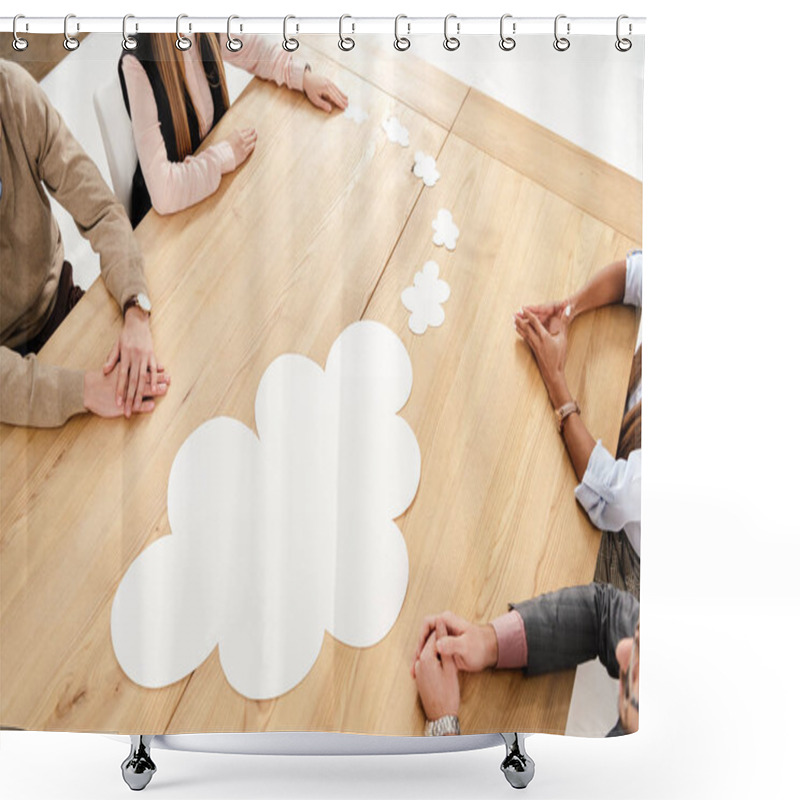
[0,38,641,735]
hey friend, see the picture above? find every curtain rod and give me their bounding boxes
[1,16,646,37]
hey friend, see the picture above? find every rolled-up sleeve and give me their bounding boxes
[623,250,642,308]
[575,442,641,538]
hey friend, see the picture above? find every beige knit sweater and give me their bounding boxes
[0,60,149,427]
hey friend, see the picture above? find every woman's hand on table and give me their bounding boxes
[414,619,461,723]
[302,72,348,113]
[515,307,572,409]
[85,362,170,418]
[225,128,258,169]
[411,611,498,677]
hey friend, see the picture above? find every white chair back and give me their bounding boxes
[93,78,138,219]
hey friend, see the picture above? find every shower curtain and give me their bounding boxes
[0,22,644,740]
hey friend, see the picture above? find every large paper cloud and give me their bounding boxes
[111,322,420,700]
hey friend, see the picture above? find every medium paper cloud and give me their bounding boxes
[344,104,368,124]
[401,261,451,335]
[382,116,410,147]
[432,209,459,250]
[413,151,440,187]
[111,322,420,700]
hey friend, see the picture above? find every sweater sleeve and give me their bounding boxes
[221,34,307,92]
[0,346,86,427]
[18,63,148,311]
[121,55,236,216]
[510,584,639,680]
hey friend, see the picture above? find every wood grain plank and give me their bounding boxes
[452,89,643,243]
[0,59,447,732]
[303,34,469,130]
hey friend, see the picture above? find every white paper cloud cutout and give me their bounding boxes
[111,322,420,700]
[382,116,410,147]
[432,209,459,251]
[401,261,451,335]
[343,104,368,124]
[413,151,440,187]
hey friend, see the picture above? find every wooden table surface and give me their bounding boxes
[0,39,641,735]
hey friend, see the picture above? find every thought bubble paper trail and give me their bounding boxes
[344,104,369,124]
[111,322,420,700]
[432,209,459,251]
[401,261,451,335]
[382,116,410,147]
[413,151,440,187]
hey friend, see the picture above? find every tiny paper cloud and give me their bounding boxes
[344,104,368,124]
[413,151,440,187]
[401,261,451,335]
[382,116,409,147]
[432,209,459,251]
[111,322,420,700]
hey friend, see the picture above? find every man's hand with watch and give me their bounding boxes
[102,291,159,418]
[414,619,461,736]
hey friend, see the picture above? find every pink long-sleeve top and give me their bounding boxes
[121,35,307,215]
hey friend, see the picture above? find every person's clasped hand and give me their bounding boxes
[414,619,461,724]
[94,306,169,418]
[411,611,499,677]
[514,307,570,405]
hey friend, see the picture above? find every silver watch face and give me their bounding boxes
[136,292,152,313]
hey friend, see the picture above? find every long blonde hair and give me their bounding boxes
[149,33,230,160]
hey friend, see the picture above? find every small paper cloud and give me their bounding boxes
[111,322,420,700]
[401,261,451,335]
[413,151,440,187]
[432,209,459,251]
[382,116,409,147]
[344,104,368,124]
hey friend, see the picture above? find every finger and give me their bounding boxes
[149,355,158,395]
[116,353,130,408]
[133,361,148,413]
[525,309,548,338]
[420,629,438,661]
[413,618,438,670]
[329,86,348,109]
[103,339,120,374]
[125,357,140,418]
[316,96,333,113]
[137,400,156,414]
[436,621,459,678]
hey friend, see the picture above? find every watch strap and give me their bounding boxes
[555,400,580,433]
[424,715,461,736]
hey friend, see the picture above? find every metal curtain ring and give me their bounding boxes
[227,15,243,52]
[553,14,570,51]
[394,15,410,51]
[443,14,460,51]
[12,15,28,51]
[122,14,138,51]
[283,15,299,52]
[615,14,632,52]
[63,14,79,51]
[338,14,355,51]
[176,14,192,50]
[499,14,516,51]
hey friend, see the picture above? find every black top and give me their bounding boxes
[118,34,228,227]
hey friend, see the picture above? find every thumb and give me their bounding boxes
[103,340,120,374]
[436,634,462,660]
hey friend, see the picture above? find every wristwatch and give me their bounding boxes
[123,292,152,317]
[554,399,580,433]
[424,715,461,736]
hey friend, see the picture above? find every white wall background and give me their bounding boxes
[2,1,799,800]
